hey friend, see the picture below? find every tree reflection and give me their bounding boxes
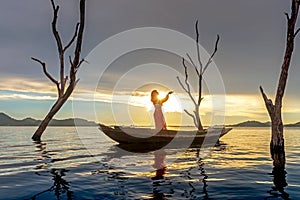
[30,169,73,200]
[197,158,209,200]
[32,140,72,199]
[265,151,290,200]
[33,140,52,170]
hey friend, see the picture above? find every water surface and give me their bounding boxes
[0,127,299,199]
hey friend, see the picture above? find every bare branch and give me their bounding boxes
[32,57,58,85]
[50,0,56,11]
[69,57,85,76]
[51,0,63,53]
[186,53,200,77]
[182,58,190,91]
[72,0,85,68]
[176,76,197,106]
[176,76,188,94]
[63,76,68,87]
[182,58,197,105]
[295,27,300,37]
[76,58,85,69]
[69,56,74,68]
[51,0,65,95]
[195,20,203,72]
[259,86,275,118]
[275,0,299,108]
[202,34,220,75]
[184,109,197,128]
[63,23,80,52]
[291,0,300,20]
[32,57,60,95]
[75,79,80,86]
[197,74,202,106]
[285,12,290,21]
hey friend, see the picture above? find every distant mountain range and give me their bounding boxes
[0,112,299,127]
[0,112,98,126]
[230,120,300,127]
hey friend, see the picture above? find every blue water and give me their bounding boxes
[0,127,299,199]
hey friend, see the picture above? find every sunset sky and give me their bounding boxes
[0,0,299,126]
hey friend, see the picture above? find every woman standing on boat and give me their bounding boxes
[151,90,173,130]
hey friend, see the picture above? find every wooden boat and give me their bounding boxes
[99,124,232,153]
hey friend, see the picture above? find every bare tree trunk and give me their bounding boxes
[260,0,299,167]
[32,0,86,141]
[194,106,203,130]
[32,85,75,141]
[177,21,219,131]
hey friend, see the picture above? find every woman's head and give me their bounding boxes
[151,90,159,103]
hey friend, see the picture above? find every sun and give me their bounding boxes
[158,92,167,100]
[157,92,182,113]
[144,92,182,113]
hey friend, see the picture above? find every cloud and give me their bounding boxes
[0,77,57,94]
[0,93,56,101]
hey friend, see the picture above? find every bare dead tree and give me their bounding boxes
[177,21,220,131]
[260,0,299,167]
[31,0,86,141]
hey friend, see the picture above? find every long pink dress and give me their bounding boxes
[154,103,167,130]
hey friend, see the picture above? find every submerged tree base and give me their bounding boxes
[32,135,42,142]
[271,145,286,169]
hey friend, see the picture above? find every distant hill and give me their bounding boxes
[0,112,98,126]
[285,122,300,127]
[231,120,271,127]
[231,120,300,127]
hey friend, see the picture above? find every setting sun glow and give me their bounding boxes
[149,92,182,113]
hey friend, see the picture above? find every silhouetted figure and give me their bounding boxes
[151,90,173,130]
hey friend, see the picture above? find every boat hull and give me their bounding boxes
[99,124,232,153]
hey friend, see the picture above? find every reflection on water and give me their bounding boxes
[151,150,168,199]
[198,158,209,200]
[152,150,167,180]
[265,150,290,200]
[34,141,50,170]
[149,148,211,199]
[265,166,290,200]
[29,141,73,199]
[29,169,73,200]
[1,127,300,199]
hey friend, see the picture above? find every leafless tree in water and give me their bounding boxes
[177,21,220,131]
[260,0,299,167]
[32,0,86,141]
